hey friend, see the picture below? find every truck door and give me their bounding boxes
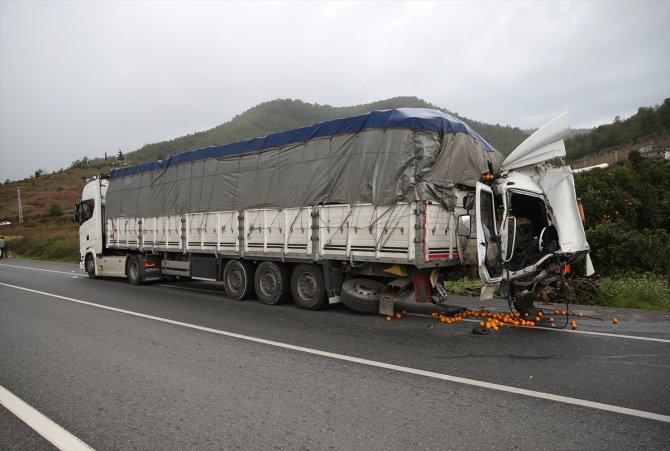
[475,182,503,284]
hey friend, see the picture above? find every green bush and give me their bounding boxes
[11,231,79,262]
[595,273,670,310]
[587,223,670,277]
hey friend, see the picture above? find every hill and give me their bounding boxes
[126,97,529,164]
[566,98,670,168]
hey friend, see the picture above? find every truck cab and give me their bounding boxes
[74,177,108,275]
[473,112,591,310]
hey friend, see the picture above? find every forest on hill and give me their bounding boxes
[125,97,529,164]
[566,98,670,161]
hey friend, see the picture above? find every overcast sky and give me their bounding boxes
[1,1,668,182]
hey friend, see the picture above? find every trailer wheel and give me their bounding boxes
[254,262,291,305]
[223,260,256,300]
[340,278,387,314]
[85,254,97,279]
[291,264,327,310]
[127,255,142,285]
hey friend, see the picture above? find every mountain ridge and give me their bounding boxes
[126,96,529,164]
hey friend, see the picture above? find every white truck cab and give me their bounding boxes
[474,112,591,309]
[75,177,108,274]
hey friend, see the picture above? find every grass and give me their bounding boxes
[6,227,79,263]
[595,273,670,311]
[444,273,670,311]
[444,278,483,297]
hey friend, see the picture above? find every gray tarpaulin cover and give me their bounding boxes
[105,108,502,218]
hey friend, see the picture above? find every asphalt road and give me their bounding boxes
[1,258,669,450]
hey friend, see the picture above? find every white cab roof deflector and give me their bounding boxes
[502,112,570,171]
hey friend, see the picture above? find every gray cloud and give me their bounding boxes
[1,0,668,181]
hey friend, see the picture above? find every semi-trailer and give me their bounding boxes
[76,108,590,315]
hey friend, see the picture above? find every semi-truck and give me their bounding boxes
[75,108,591,315]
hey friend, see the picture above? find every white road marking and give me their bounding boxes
[0,384,94,451]
[2,282,669,424]
[2,262,668,344]
[404,313,670,344]
[0,263,83,277]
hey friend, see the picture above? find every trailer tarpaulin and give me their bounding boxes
[106,108,502,218]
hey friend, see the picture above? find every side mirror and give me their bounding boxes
[457,215,471,237]
[73,203,81,223]
[463,192,475,210]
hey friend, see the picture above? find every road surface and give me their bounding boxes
[1,259,669,450]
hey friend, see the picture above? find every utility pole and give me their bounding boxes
[17,187,24,223]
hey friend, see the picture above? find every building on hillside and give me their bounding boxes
[639,145,670,161]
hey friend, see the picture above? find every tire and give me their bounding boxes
[223,260,256,300]
[340,278,387,314]
[85,254,97,279]
[127,255,142,285]
[254,261,292,305]
[291,264,327,310]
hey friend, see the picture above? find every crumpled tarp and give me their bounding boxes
[105,108,502,218]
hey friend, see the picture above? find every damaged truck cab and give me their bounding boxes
[473,112,591,311]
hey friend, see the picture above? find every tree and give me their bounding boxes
[34,169,44,178]
[117,150,124,161]
[70,156,89,168]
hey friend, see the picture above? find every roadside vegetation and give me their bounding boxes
[572,157,670,310]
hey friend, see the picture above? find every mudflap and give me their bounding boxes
[139,254,163,282]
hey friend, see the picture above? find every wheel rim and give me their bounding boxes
[130,261,139,280]
[259,270,277,297]
[297,272,316,300]
[86,257,94,273]
[229,268,243,292]
[353,282,381,297]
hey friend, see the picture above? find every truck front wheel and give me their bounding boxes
[291,264,327,310]
[254,262,291,305]
[85,254,97,279]
[127,255,142,285]
[223,260,256,300]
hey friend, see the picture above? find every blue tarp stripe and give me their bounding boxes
[109,108,499,179]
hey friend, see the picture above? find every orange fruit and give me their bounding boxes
[571,323,577,330]
[578,312,584,318]
[548,317,554,323]
[431,312,437,317]
[554,309,560,315]
[534,317,540,322]
[537,311,543,317]
[613,318,619,324]
[386,316,392,321]
[395,313,402,319]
